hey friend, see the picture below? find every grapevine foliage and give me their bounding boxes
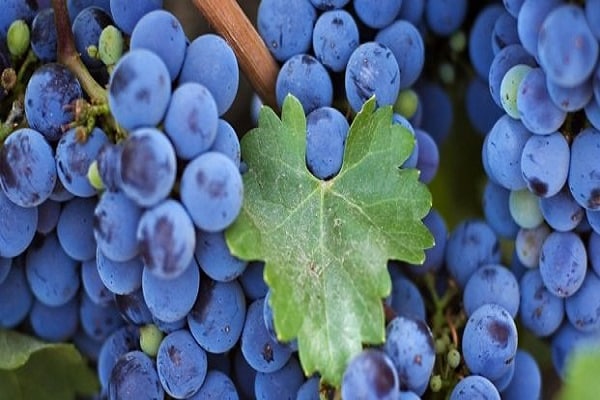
[226,95,433,385]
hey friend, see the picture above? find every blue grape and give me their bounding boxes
[156,330,208,398]
[109,0,162,35]
[108,49,171,130]
[152,315,186,335]
[239,261,269,301]
[24,64,82,141]
[539,189,584,232]
[585,97,600,131]
[415,80,453,144]
[462,303,518,380]
[488,44,536,108]
[445,219,501,288]
[95,142,123,192]
[469,4,505,80]
[94,190,143,262]
[492,11,519,53]
[465,77,504,136]
[36,199,61,234]
[538,5,598,88]
[25,232,80,306]
[383,316,435,392]
[501,349,542,400]
[425,0,467,36]
[463,264,520,318]
[588,209,600,234]
[0,260,33,328]
[56,126,108,197]
[399,391,421,400]
[57,196,97,261]
[194,230,247,282]
[296,376,320,400]
[389,275,426,321]
[407,208,447,274]
[30,297,79,342]
[0,189,38,257]
[589,232,600,277]
[209,119,241,167]
[73,328,104,363]
[142,257,200,322]
[520,132,569,197]
[376,20,424,88]
[0,127,57,207]
[353,0,402,29]
[504,0,524,18]
[516,0,562,57]
[450,375,500,400]
[415,129,439,184]
[97,326,140,389]
[276,54,333,114]
[180,151,244,232]
[256,0,316,62]
[163,82,219,160]
[312,10,359,72]
[551,322,600,379]
[119,127,177,207]
[398,1,424,24]
[565,271,600,332]
[0,0,38,36]
[80,293,124,341]
[72,6,113,70]
[539,231,587,298]
[187,370,239,399]
[233,348,258,399]
[516,68,567,135]
[305,106,349,179]
[130,9,186,80]
[187,278,246,353]
[114,288,153,326]
[0,257,10,285]
[67,0,111,22]
[546,76,593,112]
[96,249,143,295]
[514,223,550,268]
[31,8,57,62]
[241,297,292,373]
[483,181,519,238]
[484,115,530,190]
[179,34,239,115]
[255,356,305,400]
[586,0,600,39]
[568,127,600,210]
[109,350,164,400]
[81,257,112,305]
[345,42,400,113]
[310,0,349,9]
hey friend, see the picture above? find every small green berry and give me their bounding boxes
[87,160,104,191]
[435,338,447,354]
[7,20,30,57]
[447,348,461,369]
[394,89,419,119]
[140,324,164,357]
[430,375,443,392]
[98,25,124,66]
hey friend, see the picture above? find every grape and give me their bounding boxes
[383,316,435,392]
[95,142,123,192]
[30,8,57,62]
[389,274,426,321]
[588,232,600,276]
[483,181,519,239]
[73,328,103,363]
[97,326,140,389]
[108,350,164,400]
[233,347,257,399]
[407,208,448,274]
[425,0,467,36]
[345,42,400,113]
[57,196,97,261]
[115,288,153,326]
[414,80,453,144]
[376,21,424,90]
[305,106,349,179]
[56,126,108,197]
[398,0,424,24]
[539,231,587,298]
[508,189,544,229]
[139,324,163,357]
[565,271,600,332]
[256,0,316,62]
[341,349,398,400]
[96,249,143,295]
[194,230,247,282]
[538,5,598,88]
[584,97,600,131]
[450,375,500,400]
[24,64,82,141]
[500,64,531,119]
[163,82,219,160]
[353,0,402,29]
[239,261,269,301]
[187,370,239,399]
[462,303,518,381]
[36,200,61,234]
[568,127,600,210]
[81,258,111,305]
[255,356,305,400]
[504,0,524,18]
[514,223,551,268]
[108,49,171,130]
[501,349,541,400]
[468,4,504,80]
[586,0,600,40]
[179,34,240,115]
[415,129,439,184]
[25,232,80,307]
[310,0,349,9]
[209,119,241,167]
[539,189,584,232]
[0,127,57,208]
[551,322,600,379]
[399,391,421,400]
[488,44,536,108]
[516,0,562,57]
[0,0,38,36]
[463,264,520,318]
[491,360,516,392]
[240,297,293,373]
[156,329,208,398]
[445,219,501,288]
[276,54,333,114]
[0,189,38,258]
[180,151,243,232]
[0,260,33,328]
[296,375,320,400]
[142,257,200,323]
[79,293,123,341]
[67,0,111,22]
[187,278,246,354]
[312,10,358,73]
[491,11,519,53]
[94,190,142,262]
[72,6,113,71]
[546,76,593,112]
[30,297,79,342]
[152,315,186,335]
[0,257,10,285]
[130,9,186,81]
[589,209,600,235]
[465,77,503,136]
[109,0,162,35]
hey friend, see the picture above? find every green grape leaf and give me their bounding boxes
[226,95,433,385]
[0,330,99,399]
[559,345,600,400]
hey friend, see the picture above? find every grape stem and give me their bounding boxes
[51,0,107,103]
[190,0,279,110]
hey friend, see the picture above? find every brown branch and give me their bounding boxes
[191,0,279,110]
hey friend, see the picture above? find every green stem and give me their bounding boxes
[0,98,24,142]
